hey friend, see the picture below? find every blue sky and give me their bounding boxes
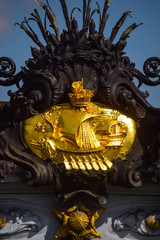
[0,0,160,107]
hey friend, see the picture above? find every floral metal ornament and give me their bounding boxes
[53,203,104,240]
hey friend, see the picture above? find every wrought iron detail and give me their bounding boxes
[0,0,159,202]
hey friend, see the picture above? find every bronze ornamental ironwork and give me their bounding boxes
[0,1,160,239]
[0,0,160,202]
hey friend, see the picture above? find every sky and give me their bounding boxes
[0,0,160,107]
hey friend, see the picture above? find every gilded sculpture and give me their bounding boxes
[23,79,136,171]
[53,202,104,240]
[147,214,160,230]
[0,0,160,192]
[0,0,159,239]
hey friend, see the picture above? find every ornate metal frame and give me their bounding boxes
[0,0,160,204]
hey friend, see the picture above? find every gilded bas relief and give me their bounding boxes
[54,202,104,240]
[23,80,136,171]
[0,0,160,239]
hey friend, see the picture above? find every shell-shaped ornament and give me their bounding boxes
[69,210,89,232]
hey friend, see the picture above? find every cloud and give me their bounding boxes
[0,0,13,40]
[24,0,38,8]
[0,17,12,39]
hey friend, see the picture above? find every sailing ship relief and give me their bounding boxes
[23,81,136,171]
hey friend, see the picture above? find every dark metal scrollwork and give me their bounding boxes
[0,0,159,201]
[0,57,24,88]
[143,57,160,79]
[0,57,15,78]
[110,157,142,188]
[132,57,160,87]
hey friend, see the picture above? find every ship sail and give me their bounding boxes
[58,109,100,149]
[76,121,100,150]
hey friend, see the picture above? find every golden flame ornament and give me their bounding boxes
[53,203,104,240]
